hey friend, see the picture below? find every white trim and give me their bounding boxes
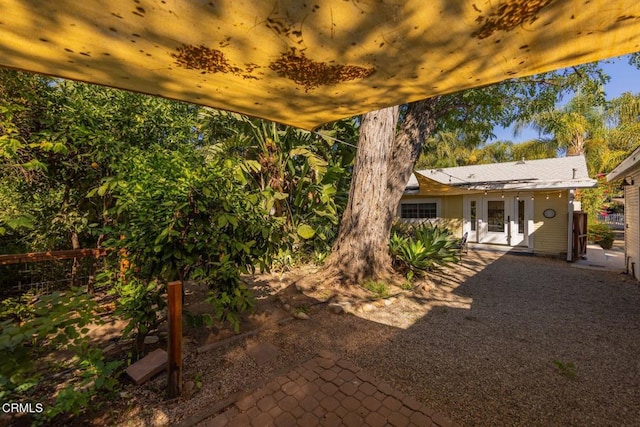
[526,199,534,250]
[463,196,480,243]
[567,189,575,261]
[462,193,535,248]
[398,197,442,221]
[482,197,509,244]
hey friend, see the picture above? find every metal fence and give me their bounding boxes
[597,213,625,230]
[0,249,106,299]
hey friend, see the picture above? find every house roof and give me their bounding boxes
[1,1,640,130]
[606,146,640,182]
[407,156,596,194]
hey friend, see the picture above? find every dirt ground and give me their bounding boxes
[11,248,640,426]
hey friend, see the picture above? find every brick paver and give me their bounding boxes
[197,352,459,427]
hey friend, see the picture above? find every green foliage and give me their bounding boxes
[0,291,37,322]
[0,69,355,421]
[553,360,577,378]
[390,222,458,275]
[361,281,390,299]
[109,275,165,354]
[588,222,615,249]
[44,347,121,422]
[205,283,254,333]
[93,146,280,335]
[579,174,618,224]
[0,69,199,255]
[98,146,280,278]
[198,109,356,260]
[0,288,122,421]
[400,280,414,291]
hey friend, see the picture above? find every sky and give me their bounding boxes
[492,54,640,143]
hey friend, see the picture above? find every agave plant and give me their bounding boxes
[390,222,458,275]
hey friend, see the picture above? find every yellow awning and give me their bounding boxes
[414,174,474,196]
[1,1,639,129]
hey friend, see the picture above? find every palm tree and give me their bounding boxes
[416,131,480,168]
[514,90,607,158]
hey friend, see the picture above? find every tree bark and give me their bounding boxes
[321,98,439,285]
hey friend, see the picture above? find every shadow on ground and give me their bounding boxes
[110,247,640,426]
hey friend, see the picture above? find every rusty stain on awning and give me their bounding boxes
[0,1,639,129]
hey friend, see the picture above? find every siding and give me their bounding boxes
[398,195,463,235]
[626,170,640,279]
[533,191,569,256]
[441,196,463,236]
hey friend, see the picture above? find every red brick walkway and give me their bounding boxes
[197,351,457,427]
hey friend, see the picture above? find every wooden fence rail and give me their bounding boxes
[0,249,107,266]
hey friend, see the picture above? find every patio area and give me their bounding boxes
[120,246,640,426]
[571,232,626,273]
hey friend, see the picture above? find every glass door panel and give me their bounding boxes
[517,200,525,234]
[487,201,505,232]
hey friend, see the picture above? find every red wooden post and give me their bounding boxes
[167,281,183,398]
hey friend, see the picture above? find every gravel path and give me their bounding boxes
[118,250,640,426]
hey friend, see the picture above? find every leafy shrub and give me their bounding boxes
[390,222,458,275]
[588,222,615,249]
[109,274,166,356]
[93,148,283,339]
[206,282,255,333]
[0,288,122,422]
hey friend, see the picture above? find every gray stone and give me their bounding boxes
[144,335,159,345]
[361,303,376,313]
[294,311,310,320]
[328,302,345,314]
[329,301,352,314]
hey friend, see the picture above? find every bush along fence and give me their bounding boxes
[588,223,616,249]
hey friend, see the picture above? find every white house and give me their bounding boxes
[607,147,640,279]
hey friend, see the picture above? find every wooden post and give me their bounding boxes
[167,281,183,398]
[119,235,129,282]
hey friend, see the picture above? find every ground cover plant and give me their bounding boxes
[0,288,121,423]
[390,221,459,276]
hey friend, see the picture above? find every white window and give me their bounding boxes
[399,199,440,219]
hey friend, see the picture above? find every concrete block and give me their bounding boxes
[126,348,168,385]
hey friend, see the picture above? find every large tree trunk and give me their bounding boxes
[322,98,439,285]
